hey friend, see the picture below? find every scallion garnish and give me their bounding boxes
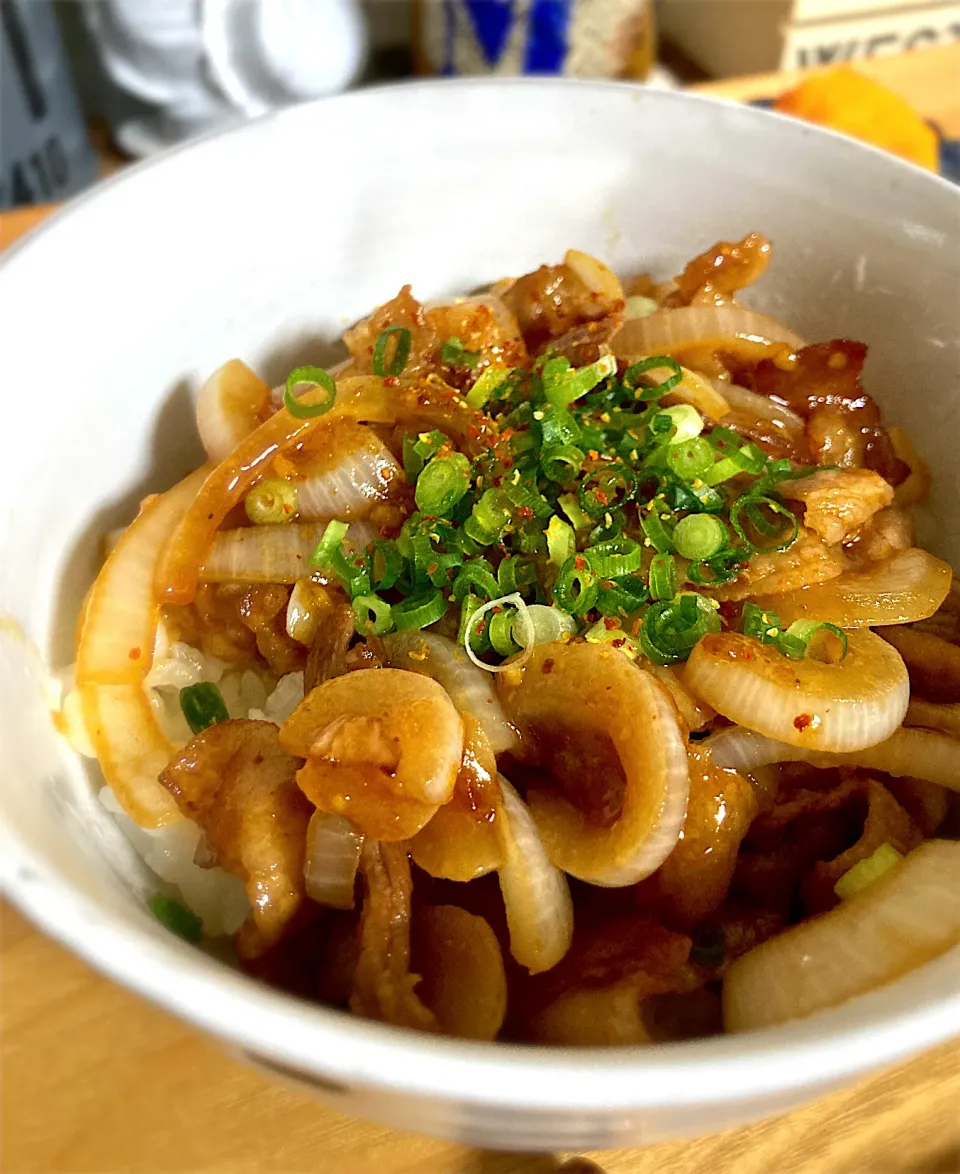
[415,452,471,516]
[392,588,447,631]
[554,556,599,616]
[779,620,848,662]
[640,593,721,666]
[466,365,507,408]
[283,365,338,418]
[244,478,298,525]
[648,553,677,602]
[372,326,412,377]
[179,682,230,734]
[352,594,394,637]
[672,513,727,561]
[623,355,683,398]
[441,336,481,368]
[730,493,799,553]
[149,896,203,943]
[546,516,576,567]
[584,537,643,578]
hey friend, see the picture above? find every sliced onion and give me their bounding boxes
[77,468,208,686]
[498,643,690,887]
[200,522,327,584]
[200,519,378,585]
[645,662,716,731]
[611,305,805,362]
[564,248,624,303]
[889,426,931,508]
[414,905,507,1041]
[723,839,960,1032]
[196,359,272,462]
[906,698,960,739]
[80,683,181,828]
[706,724,960,792]
[409,716,503,881]
[717,380,807,449]
[685,630,909,752]
[382,630,520,755]
[156,375,491,605]
[496,775,573,974]
[304,810,364,909]
[656,366,731,422]
[752,549,953,629]
[293,423,404,520]
[286,579,336,646]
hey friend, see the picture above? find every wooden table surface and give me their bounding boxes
[3,44,960,1174]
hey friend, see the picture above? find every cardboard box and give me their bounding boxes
[658,0,960,76]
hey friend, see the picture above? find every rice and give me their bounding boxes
[60,630,309,938]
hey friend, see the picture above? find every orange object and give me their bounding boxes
[774,65,938,171]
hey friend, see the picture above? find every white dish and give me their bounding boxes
[1,80,958,1151]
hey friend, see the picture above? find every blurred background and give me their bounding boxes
[2,0,958,216]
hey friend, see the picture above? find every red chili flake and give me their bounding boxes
[427,562,438,576]
[542,658,555,674]
[502,457,513,470]
[794,713,813,731]
[612,638,626,648]
[475,620,487,634]
[492,475,503,487]
[516,506,533,520]
[574,555,587,571]
[594,490,610,506]
[630,618,642,636]
[384,376,400,387]
[587,449,600,460]
[128,647,141,660]
[468,424,481,440]
[603,617,618,630]
[501,428,515,442]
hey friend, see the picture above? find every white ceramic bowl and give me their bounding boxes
[1,81,958,1152]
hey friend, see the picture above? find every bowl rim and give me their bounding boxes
[2,77,959,1112]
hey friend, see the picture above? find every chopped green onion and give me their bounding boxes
[640,593,721,666]
[415,452,471,516]
[497,555,537,598]
[730,493,799,553]
[372,326,412,377]
[596,579,648,619]
[554,556,599,616]
[585,537,643,578]
[179,682,230,734]
[779,620,848,663]
[451,560,499,603]
[700,456,742,486]
[584,619,639,657]
[352,594,394,636]
[640,506,676,554]
[578,462,637,519]
[539,404,582,448]
[441,336,481,368]
[541,444,585,482]
[543,352,616,408]
[489,608,521,657]
[458,594,489,654]
[148,896,203,943]
[466,365,507,408]
[465,488,511,544]
[834,843,903,901]
[370,540,403,591]
[653,404,703,443]
[513,604,577,647]
[392,588,447,631]
[666,436,715,481]
[502,472,553,519]
[741,601,782,645]
[558,492,591,531]
[687,545,752,587]
[648,553,677,601]
[623,356,682,398]
[701,440,767,485]
[309,519,350,569]
[673,514,727,561]
[546,515,576,567]
[244,478,298,525]
[283,365,337,418]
